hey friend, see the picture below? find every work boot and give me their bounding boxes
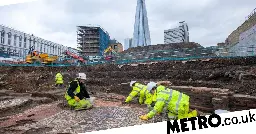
[75,104,93,111]
[70,106,75,110]
[75,106,93,111]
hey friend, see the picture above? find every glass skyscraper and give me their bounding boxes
[132,0,151,48]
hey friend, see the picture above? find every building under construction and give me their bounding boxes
[77,26,110,56]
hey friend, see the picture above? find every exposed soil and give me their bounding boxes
[1,56,256,133]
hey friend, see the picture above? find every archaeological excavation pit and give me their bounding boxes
[1,57,256,133]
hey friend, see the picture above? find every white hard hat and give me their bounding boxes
[130,81,137,87]
[147,82,157,92]
[77,73,86,80]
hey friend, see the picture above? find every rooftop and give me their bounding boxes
[77,25,109,36]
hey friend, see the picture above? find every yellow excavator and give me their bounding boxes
[104,46,118,55]
[25,50,58,64]
[104,46,118,61]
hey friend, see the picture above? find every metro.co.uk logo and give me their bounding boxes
[167,110,256,133]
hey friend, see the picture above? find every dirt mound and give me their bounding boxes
[1,56,256,95]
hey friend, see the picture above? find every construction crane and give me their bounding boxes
[61,50,86,64]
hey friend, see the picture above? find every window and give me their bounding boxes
[55,46,57,55]
[39,42,42,52]
[7,32,12,45]
[7,47,11,55]
[1,30,5,44]
[52,45,55,54]
[52,45,54,54]
[24,37,27,48]
[44,44,46,53]
[0,46,4,51]
[13,49,17,56]
[19,49,22,57]
[14,34,17,46]
[33,39,36,49]
[49,44,52,54]
[44,44,47,53]
[47,44,50,53]
[37,41,40,51]
[24,49,27,56]
[29,38,32,48]
[35,40,38,50]
[56,46,58,55]
[50,45,52,54]
[19,36,22,47]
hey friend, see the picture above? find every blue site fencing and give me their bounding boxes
[0,55,252,67]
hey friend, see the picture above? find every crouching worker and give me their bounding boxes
[125,81,146,104]
[140,87,155,112]
[124,81,148,103]
[139,82,198,121]
[124,81,155,111]
[64,73,93,110]
[148,81,171,112]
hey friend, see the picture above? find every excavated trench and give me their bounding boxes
[1,56,256,133]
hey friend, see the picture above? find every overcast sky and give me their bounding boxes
[0,0,255,49]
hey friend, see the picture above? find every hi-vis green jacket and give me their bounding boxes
[55,73,63,84]
[146,85,190,119]
[125,83,153,105]
[139,86,153,105]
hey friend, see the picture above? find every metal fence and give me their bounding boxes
[80,55,247,66]
[0,45,255,67]
[0,55,252,67]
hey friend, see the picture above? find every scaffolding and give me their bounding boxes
[77,26,110,56]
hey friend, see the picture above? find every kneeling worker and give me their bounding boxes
[64,73,93,110]
[139,82,197,121]
[125,81,153,109]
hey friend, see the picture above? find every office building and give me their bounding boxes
[124,38,133,50]
[0,24,72,60]
[108,39,123,53]
[164,21,189,44]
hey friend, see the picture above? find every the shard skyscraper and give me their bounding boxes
[132,0,151,47]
